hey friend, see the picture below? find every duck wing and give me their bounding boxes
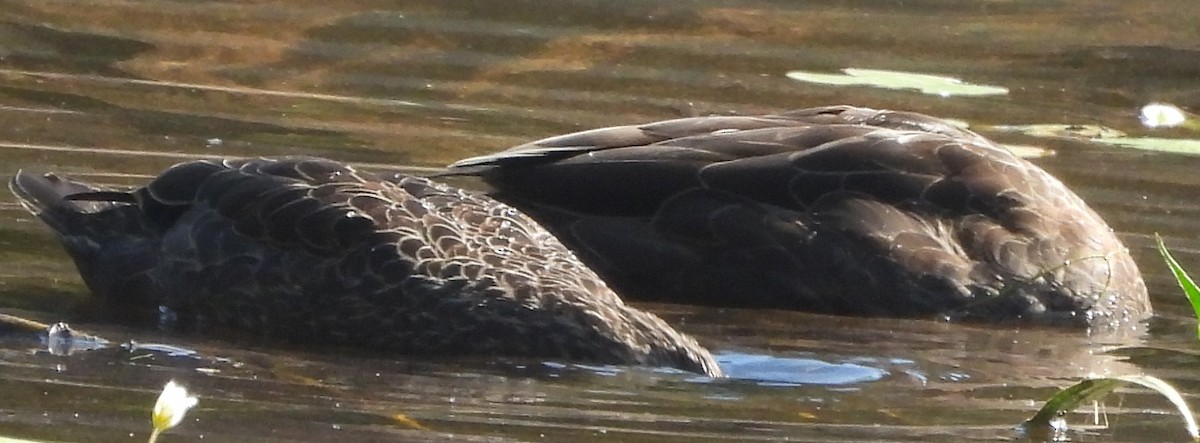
[12,157,723,375]
[448,105,990,215]
[447,106,1150,326]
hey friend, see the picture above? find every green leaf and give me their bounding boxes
[786,68,1009,97]
[998,144,1054,159]
[1157,234,1200,341]
[1095,137,1200,155]
[987,123,1126,140]
[1024,375,1198,440]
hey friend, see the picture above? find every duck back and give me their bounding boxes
[11,157,722,376]
[448,106,1151,328]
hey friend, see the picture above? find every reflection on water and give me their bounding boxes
[0,314,1159,442]
[717,352,890,387]
[1,0,1200,441]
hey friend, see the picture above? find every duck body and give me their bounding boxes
[10,157,722,376]
[449,106,1151,328]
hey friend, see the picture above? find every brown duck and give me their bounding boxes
[10,157,722,376]
[448,106,1151,328]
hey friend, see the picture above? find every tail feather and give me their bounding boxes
[9,171,140,231]
[9,171,160,306]
[12,172,91,230]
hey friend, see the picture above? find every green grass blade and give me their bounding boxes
[1025,378,1122,427]
[1156,233,1200,340]
[1025,375,1198,440]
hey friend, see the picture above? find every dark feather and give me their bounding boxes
[10,157,722,376]
[447,106,1150,328]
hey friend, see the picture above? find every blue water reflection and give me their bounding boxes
[716,351,890,386]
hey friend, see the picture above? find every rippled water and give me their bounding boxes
[2,1,1200,441]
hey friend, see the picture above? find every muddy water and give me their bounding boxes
[1,1,1200,441]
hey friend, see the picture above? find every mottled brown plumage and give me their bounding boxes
[10,157,722,376]
[448,105,1151,328]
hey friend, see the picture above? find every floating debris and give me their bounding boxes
[786,68,1009,97]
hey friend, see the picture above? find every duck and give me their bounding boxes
[447,105,1152,328]
[9,157,722,377]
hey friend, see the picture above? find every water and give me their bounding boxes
[1,0,1199,441]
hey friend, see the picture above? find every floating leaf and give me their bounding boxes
[786,68,1008,97]
[999,144,1054,159]
[1094,137,1200,155]
[988,124,1125,140]
[1024,375,1197,440]
[1157,234,1200,341]
[987,121,1200,155]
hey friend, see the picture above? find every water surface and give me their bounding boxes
[2,1,1200,441]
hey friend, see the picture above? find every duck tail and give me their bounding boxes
[10,171,119,233]
[9,171,159,305]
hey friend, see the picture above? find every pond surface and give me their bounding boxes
[1,0,1200,441]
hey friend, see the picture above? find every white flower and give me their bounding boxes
[1140,102,1187,128]
[151,380,198,436]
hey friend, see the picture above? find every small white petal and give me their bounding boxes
[1140,103,1187,128]
[152,380,199,431]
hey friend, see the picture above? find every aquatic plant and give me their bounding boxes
[1024,235,1200,440]
[1024,375,1197,441]
[148,380,198,443]
[1158,234,1200,340]
[0,379,197,443]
